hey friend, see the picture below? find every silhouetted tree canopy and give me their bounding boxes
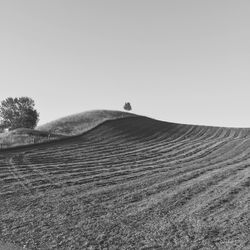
[0,97,39,130]
[123,102,132,111]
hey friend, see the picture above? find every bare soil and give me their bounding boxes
[0,117,250,249]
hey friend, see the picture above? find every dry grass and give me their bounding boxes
[0,116,250,249]
[37,109,136,135]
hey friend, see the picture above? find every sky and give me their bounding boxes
[0,0,250,127]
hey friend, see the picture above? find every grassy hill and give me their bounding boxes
[0,110,135,148]
[0,114,250,249]
[37,109,136,135]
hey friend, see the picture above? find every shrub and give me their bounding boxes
[123,102,132,111]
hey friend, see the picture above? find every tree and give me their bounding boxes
[0,97,39,130]
[123,102,132,111]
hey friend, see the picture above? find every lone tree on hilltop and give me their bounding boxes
[123,102,132,111]
[0,97,39,130]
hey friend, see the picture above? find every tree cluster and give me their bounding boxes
[0,97,39,130]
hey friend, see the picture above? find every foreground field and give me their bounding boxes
[0,116,250,249]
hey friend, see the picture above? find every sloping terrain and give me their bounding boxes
[37,110,136,135]
[0,110,134,148]
[0,116,250,249]
[0,128,66,149]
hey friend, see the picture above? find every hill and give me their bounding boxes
[0,110,135,148]
[0,115,250,249]
[37,109,136,135]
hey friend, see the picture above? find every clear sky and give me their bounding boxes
[1,0,250,127]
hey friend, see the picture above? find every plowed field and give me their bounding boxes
[0,117,250,249]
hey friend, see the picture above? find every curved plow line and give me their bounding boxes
[146,152,250,194]
[168,138,249,166]
[189,168,250,216]
[130,168,246,215]
[29,128,238,163]
[22,154,96,195]
[160,140,218,159]
[90,141,250,202]
[154,140,228,165]
[20,139,231,183]
[81,159,250,219]
[75,141,248,195]
[23,154,58,185]
[141,162,250,220]
[26,140,218,181]
[130,157,250,201]
[205,127,223,140]
[19,130,234,166]
[3,153,54,188]
[29,137,223,168]
[23,136,238,177]
[79,159,250,204]
[197,140,245,165]
[1,132,248,198]
[22,155,75,191]
[6,157,32,193]
[1,156,81,196]
[21,124,194,159]
[28,135,171,160]
[49,145,245,191]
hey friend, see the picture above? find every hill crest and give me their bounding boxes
[37,109,136,136]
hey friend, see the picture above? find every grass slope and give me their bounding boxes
[0,110,135,148]
[37,109,136,135]
[0,116,250,249]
